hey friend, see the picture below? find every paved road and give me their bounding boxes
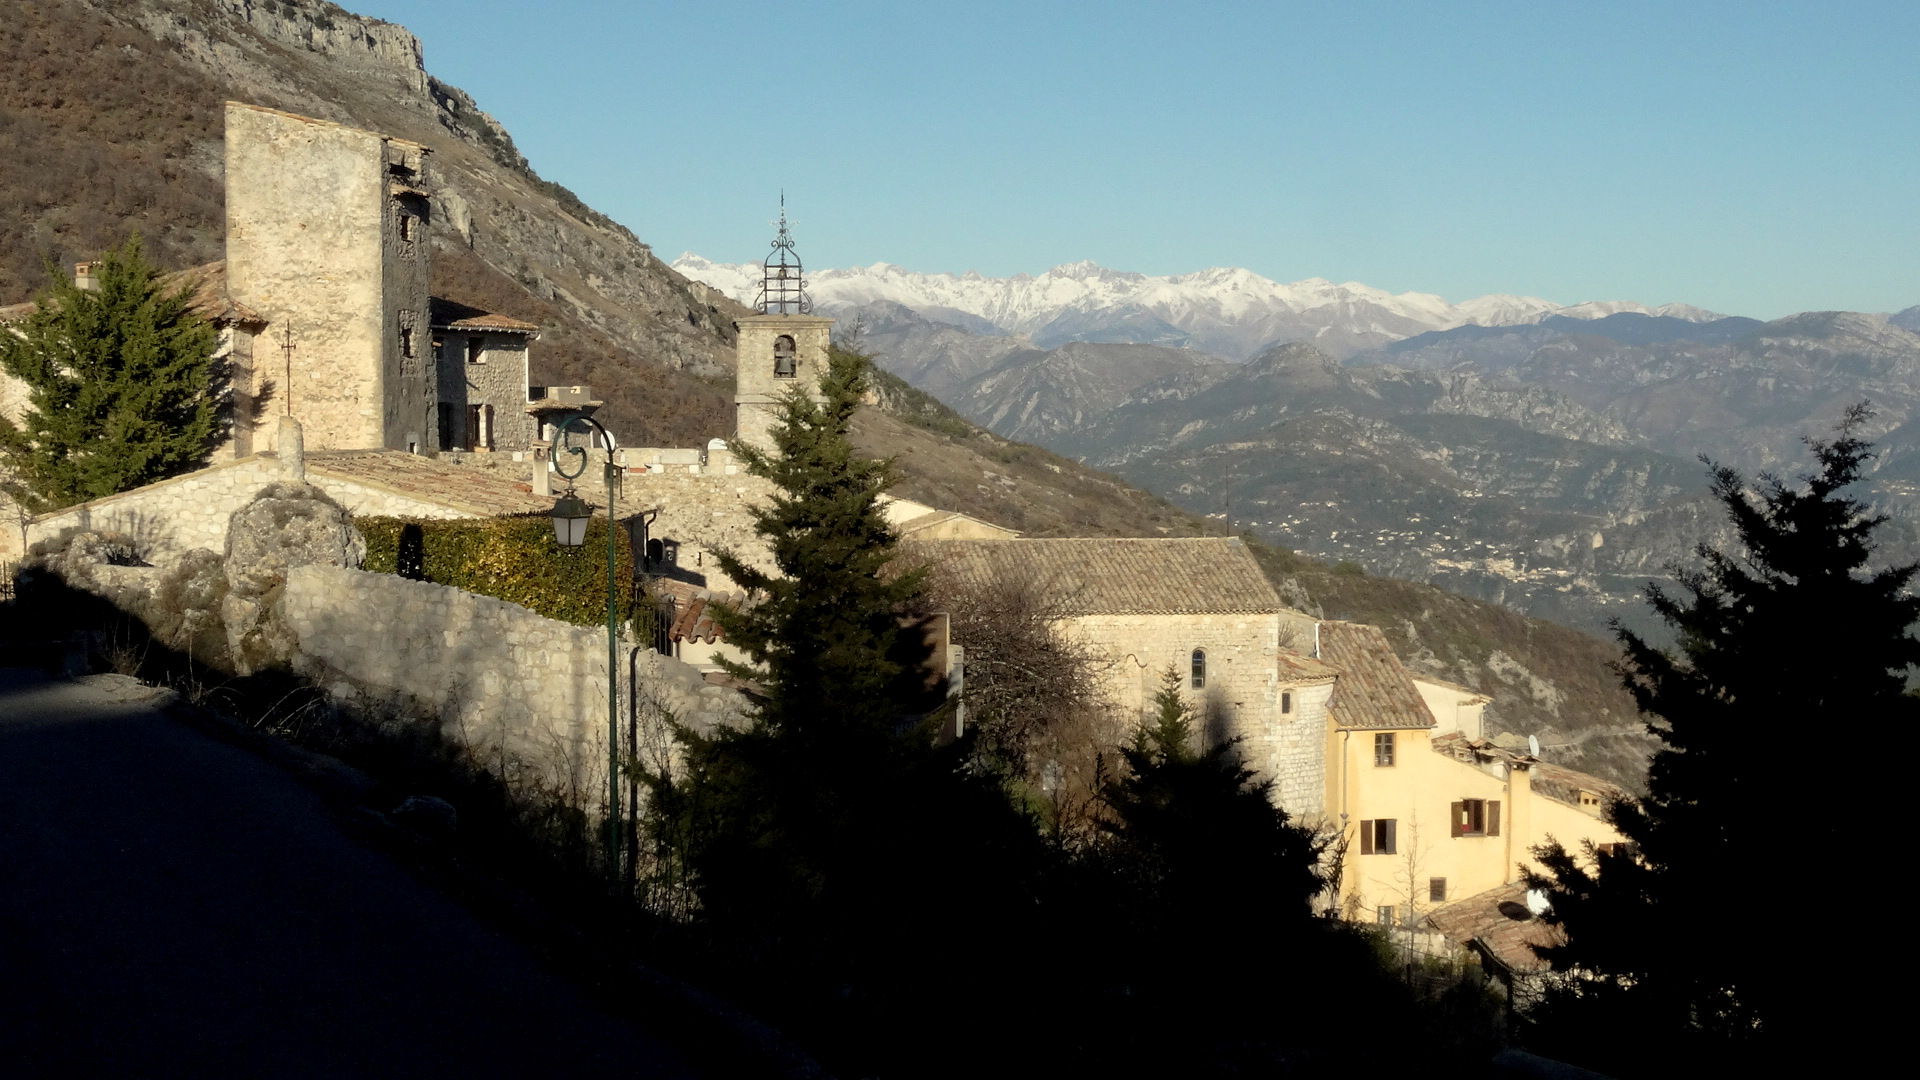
[0,668,695,1078]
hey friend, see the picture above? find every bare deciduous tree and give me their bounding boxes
[918,555,1118,838]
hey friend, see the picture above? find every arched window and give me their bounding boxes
[1191,648,1206,689]
[773,335,797,378]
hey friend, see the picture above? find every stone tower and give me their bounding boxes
[224,102,437,453]
[733,203,833,452]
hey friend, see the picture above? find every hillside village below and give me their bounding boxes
[0,100,1633,989]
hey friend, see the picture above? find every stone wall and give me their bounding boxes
[283,564,748,806]
[437,332,533,451]
[225,103,435,452]
[1066,610,1328,817]
[449,448,780,594]
[734,314,833,451]
[15,453,477,564]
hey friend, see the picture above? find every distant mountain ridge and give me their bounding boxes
[675,254,1726,360]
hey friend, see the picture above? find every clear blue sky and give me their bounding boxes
[358,1,1917,318]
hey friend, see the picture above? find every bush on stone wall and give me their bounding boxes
[358,515,633,628]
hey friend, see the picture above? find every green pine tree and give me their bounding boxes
[708,344,926,735]
[0,238,225,513]
[1103,664,1324,921]
[1525,404,1920,1075]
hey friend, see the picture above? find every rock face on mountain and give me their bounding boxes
[2,0,745,447]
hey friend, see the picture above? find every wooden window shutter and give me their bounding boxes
[1487,801,1501,836]
[1360,821,1374,855]
[1451,802,1465,838]
[1382,819,1397,855]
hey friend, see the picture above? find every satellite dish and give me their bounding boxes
[1527,734,1541,758]
[1525,888,1551,916]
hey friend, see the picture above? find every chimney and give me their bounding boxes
[73,262,100,291]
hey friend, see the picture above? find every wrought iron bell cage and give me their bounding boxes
[755,200,812,315]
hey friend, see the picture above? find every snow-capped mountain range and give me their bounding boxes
[672,254,1724,360]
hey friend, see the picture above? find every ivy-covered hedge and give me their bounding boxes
[358,515,634,628]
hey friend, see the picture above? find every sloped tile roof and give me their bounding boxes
[1429,730,1627,811]
[906,537,1288,616]
[1,261,265,327]
[308,451,553,517]
[1276,651,1340,683]
[431,296,539,333]
[654,579,740,644]
[160,261,268,326]
[1318,621,1436,730]
[1424,882,1561,975]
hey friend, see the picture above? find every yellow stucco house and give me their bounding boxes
[1300,621,1624,926]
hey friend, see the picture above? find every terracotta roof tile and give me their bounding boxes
[654,579,740,644]
[1425,882,1561,975]
[1276,652,1340,683]
[1428,730,1627,811]
[431,296,539,333]
[1318,621,1437,730]
[159,261,268,326]
[308,451,553,517]
[907,537,1288,616]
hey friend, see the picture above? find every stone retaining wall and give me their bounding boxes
[13,454,478,564]
[282,564,747,806]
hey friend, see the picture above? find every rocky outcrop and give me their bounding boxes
[222,481,365,673]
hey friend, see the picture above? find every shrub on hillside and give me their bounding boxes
[358,515,633,628]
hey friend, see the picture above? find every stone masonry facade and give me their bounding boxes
[225,102,435,453]
[1068,608,1326,815]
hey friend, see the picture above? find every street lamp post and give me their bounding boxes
[547,410,623,884]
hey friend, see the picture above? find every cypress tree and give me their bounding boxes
[0,238,225,512]
[1526,404,1919,1074]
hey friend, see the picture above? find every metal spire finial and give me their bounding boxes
[756,193,810,315]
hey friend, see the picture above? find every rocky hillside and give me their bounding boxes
[1246,539,1655,792]
[4,0,1658,788]
[1,0,742,447]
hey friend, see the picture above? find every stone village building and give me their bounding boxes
[0,104,1623,949]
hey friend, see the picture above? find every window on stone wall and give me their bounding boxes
[1376,906,1396,926]
[1190,649,1206,689]
[437,402,455,452]
[400,326,415,359]
[467,337,486,365]
[1374,731,1395,766]
[399,212,414,242]
[1359,818,1397,855]
[774,335,797,378]
[1281,691,1292,714]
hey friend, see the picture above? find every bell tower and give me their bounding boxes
[733,199,834,452]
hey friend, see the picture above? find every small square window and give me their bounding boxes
[399,213,414,242]
[1374,731,1395,767]
[1429,877,1447,903]
[467,337,485,365]
[1376,906,1396,926]
[399,327,414,359]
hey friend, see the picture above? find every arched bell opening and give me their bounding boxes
[773,335,797,378]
